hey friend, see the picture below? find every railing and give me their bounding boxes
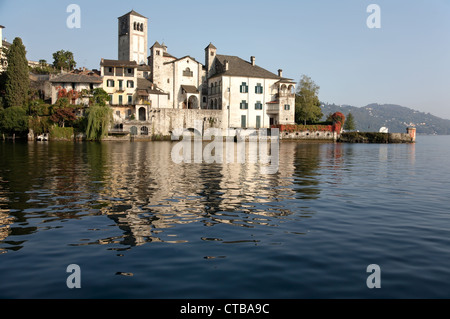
[266,104,279,112]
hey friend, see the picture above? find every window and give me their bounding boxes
[128,95,133,104]
[118,80,123,90]
[127,109,132,117]
[156,50,160,56]
[72,83,76,90]
[119,95,123,105]
[241,115,247,128]
[240,100,248,110]
[127,68,132,74]
[255,101,263,110]
[107,79,114,87]
[284,104,290,110]
[108,67,113,73]
[127,80,134,88]
[109,95,113,105]
[183,68,193,77]
[240,82,248,93]
[256,116,261,129]
[116,111,121,117]
[255,83,263,94]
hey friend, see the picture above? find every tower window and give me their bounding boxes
[156,50,160,56]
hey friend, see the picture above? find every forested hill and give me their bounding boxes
[321,103,450,135]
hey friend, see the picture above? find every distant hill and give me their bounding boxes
[320,103,450,135]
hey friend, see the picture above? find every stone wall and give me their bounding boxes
[121,108,226,137]
[280,130,338,141]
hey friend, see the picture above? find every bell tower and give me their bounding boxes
[118,10,148,64]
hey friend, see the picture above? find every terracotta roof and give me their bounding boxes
[137,64,151,71]
[118,10,147,19]
[100,59,138,67]
[2,40,11,48]
[181,85,199,94]
[210,54,281,80]
[137,78,168,95]
[49,73,103,84]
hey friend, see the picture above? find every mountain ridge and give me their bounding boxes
[320,103,450,135]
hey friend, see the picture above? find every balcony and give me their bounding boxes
[266,103,279,114]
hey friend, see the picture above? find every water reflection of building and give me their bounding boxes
[0,177,14,254]
[87,140,297,247]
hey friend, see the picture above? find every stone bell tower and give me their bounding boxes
[118,10,148,65]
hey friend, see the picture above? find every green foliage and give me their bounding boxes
[90,88,110,106]
[29,116,51,135]
[295,75,322,125]
[4,38,30,108]
[49,125,74,140]
[52,50,76,71]
[339,132,389,143]
[344,112,356,131]
[85,104,113,140]
[50,107,77,127]
[0,106,29,134]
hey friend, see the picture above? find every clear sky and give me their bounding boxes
[1,0,449,119]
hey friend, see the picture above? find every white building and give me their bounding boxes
[103,10,296,135]
[49,69,103,105]
[204,44,296,128]
[0,25,11,73]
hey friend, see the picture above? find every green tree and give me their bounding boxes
[4,37,30,108]
[295,75,322,125]
[344,112,356,131]
[0,106,29,135]
[85,104,113,140]
[90,88,110,106]
[52,50,76,71]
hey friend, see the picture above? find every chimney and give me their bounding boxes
[250,56,255,66]
[224,60,229,71]
[278,69,283,77]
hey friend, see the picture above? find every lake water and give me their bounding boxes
[0,136,449,299]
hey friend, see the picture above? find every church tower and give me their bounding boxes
[118,10,148,65]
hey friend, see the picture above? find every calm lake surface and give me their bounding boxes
[0,136,449,299]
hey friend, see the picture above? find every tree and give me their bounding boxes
[52,50,76,71]
[344,112,356,131]
[90,88,110,106]
[295,75,322,125]
[4,37,30,108]
[85,104,113,140]
[0,106,29,135]
[50,107,77,128]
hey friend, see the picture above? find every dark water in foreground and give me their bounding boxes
[0,136,449,299]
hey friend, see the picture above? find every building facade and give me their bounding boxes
[0,25,11,73]
[118,10,148,65]
[49,69,103,105]
[103,10,296,136]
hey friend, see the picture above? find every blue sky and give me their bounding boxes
[1,0,449,119]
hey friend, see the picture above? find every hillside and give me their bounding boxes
[320,103,450,135]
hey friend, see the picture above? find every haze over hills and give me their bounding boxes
[320,103,450,135]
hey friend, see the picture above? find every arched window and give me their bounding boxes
[214,99,218,109]
[209,100,214,109]
[140,23,143,32]
[133,22,136,30]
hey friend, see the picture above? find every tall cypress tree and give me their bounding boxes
[4,37,29,108]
